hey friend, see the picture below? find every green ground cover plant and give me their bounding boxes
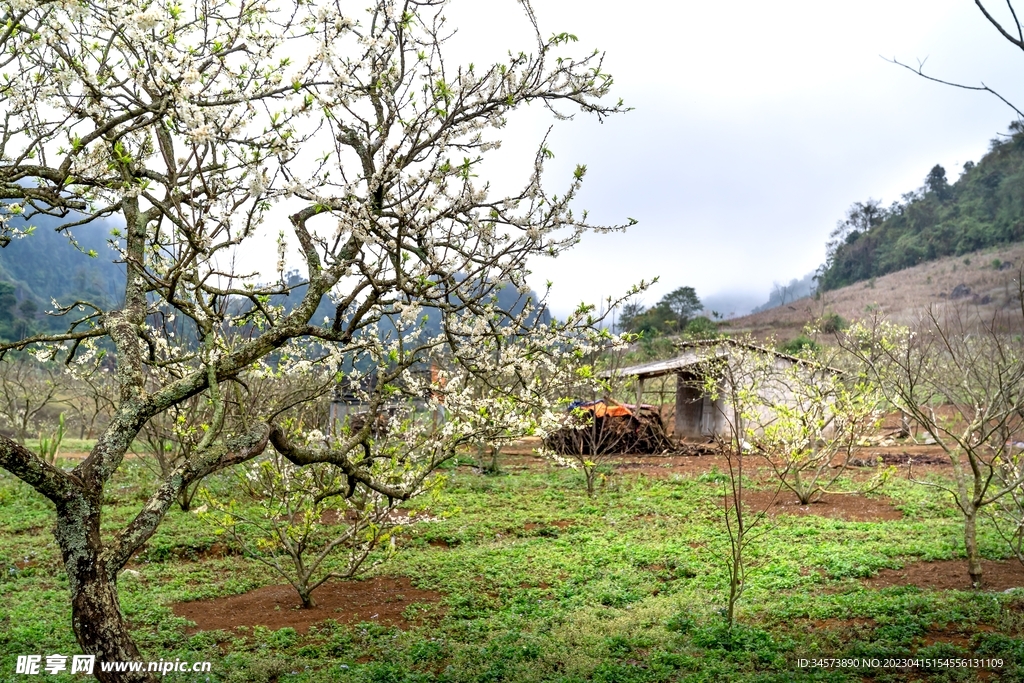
[2,454,1023,682]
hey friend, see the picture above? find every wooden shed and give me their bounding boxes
[602,340,831,441]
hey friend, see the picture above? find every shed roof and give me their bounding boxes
[601,339,823,379]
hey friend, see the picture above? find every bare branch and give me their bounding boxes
[885,56,1024,120]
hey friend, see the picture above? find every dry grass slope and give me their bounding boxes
[723,242,1024,340]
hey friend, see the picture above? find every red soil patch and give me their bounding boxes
[920,623,995,649]
[864,559,1024,591]
[501,439,543,456]
[726,490,903,522]
[312,508,415,525]
[801,617,877,634]
[817,617,877,629]
[499,441,942,482]
[60,451,144,460]
[193,542,242,559]
[133,541,244,564]
[850,445,952,468]
[173,575,442,634]
[524,520,572,531]
[801,618,997,654]
[163,542,243,561]
[315,509,353,525]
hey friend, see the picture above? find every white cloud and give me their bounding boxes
[451,0,1024,315]
[251,0,1024,318]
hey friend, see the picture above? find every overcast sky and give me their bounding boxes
[436,0,1024,318]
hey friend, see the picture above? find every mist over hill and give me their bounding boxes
[698,291,763,320]
[0,215,549,344]
[0,216,124,340]
[750,272,817,314]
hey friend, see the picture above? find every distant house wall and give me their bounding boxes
[673,356,831,442]
[675,373,735,440]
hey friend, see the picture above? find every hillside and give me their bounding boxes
[0,216,123,340]
[818,123,1024,291]
[722,242,1024,340]
[0,215,549,344]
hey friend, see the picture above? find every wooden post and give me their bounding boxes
[635,376,645,409]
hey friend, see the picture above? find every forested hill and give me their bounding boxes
[0,216,123,340]
[0,215,550,343]
[818,122,1024,291]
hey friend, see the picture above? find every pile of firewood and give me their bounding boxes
[544,401,675,455]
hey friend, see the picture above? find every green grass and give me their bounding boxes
[2,456,1023,682]
[20,437,98,454]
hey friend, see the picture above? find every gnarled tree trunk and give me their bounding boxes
[55,494,154,683]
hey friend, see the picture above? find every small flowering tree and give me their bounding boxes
[544,400,632,497]
[689,340,778,629]
[204,444,414,609]
[536,338,644,496]
[0,0,631,679]
[746,347,887,505]
[688,338,890,624]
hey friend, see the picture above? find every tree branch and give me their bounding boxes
[269,424,418,501]
[0,434,82,503]
[104,423,271,574]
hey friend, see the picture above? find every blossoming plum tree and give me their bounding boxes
[0,0,631,679]
[745,346,886,506]
[203,430,428,610]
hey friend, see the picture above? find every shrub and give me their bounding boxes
[778,335,820,355]
[819,313,848,334]
[683,316,719,339]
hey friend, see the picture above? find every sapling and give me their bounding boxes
[545,399,636,497]
[691,341,780,629]
[204,443,420,608]
[842,300,1024,587]
[749,346,888,505]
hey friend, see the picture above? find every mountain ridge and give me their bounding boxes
[722,241,1024,341]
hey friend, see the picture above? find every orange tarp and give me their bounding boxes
[576,400,635,418]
